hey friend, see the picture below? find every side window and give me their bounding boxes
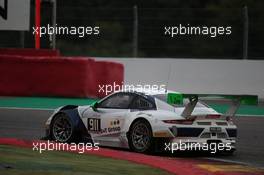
[97,93,134,109]
[131,96,154,110]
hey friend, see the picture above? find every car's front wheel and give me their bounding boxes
[51,113,75,142]
[128,119,153,153]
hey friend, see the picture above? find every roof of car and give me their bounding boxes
[117,88,180,96]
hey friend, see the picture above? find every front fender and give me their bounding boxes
[45,106,89,140]
[45,105,78,126]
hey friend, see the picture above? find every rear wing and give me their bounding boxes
[166,93,258,118]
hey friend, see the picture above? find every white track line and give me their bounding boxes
[237,114,264,117]
[0,107,54,111]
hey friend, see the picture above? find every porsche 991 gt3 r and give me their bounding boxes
[45,90,257,153]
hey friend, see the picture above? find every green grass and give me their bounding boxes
[0,145,171,175]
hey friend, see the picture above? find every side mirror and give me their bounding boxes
[91,102,98,111]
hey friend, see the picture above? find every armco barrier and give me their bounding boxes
[95,61,124,97]
[0,48,60,57]
[0,55,124,98]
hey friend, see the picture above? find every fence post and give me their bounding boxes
[52,0,57,50]
[35,0,41,49]
[243,6,248,59]
[133,5,138,57]
[20,31,25,48]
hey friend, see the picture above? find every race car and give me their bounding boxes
[44,89,258,153]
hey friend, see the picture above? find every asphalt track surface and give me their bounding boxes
[0,108,263,168]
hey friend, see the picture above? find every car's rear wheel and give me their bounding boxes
[128,119,153,153]
[51,113,74,142]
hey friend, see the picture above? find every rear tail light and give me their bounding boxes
[205,114,221,119]
[163,119,194,125]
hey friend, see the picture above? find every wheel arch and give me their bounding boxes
[49,105,79,129]
[126,116,155,153]
[60,105,78,111]
[48,106,90,141]
[127,117,153,138]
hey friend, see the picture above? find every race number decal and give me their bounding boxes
[88,118,101,131]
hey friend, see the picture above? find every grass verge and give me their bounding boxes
[0,145,172,175]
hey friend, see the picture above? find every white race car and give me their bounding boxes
[45,90,257,153]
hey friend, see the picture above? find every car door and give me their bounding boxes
[82,92,135,147]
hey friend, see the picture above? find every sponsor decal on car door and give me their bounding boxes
[83,108,127,137]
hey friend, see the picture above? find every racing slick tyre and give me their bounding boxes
[128,119,154,153]
[50,113,76,143]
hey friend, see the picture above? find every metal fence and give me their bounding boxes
[0,1,263,59]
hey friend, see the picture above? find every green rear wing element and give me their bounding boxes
[167,92,258,117]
